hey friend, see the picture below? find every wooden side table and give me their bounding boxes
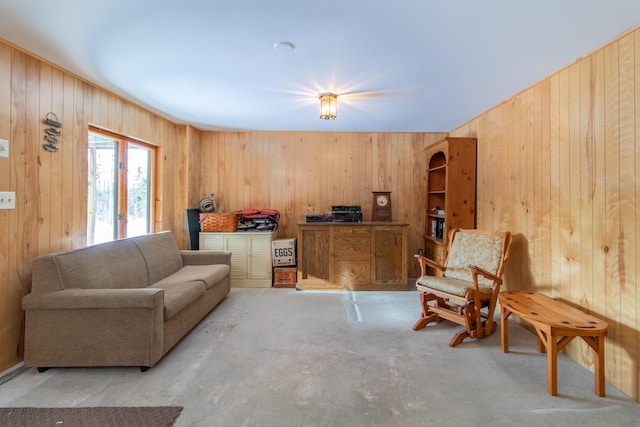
[498,291,608,396]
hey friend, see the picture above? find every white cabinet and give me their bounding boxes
[199,232,274,287]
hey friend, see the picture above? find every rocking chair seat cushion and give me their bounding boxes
[416,275,492,298]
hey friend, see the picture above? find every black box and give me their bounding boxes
[306,214,333,222]
[332,205,362,222]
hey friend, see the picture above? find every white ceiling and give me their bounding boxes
[1,1,639,133]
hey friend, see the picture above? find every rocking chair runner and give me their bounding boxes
[413,228,512,347]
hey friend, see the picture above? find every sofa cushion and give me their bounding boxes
[132,231,184,284]
[54,239,149,290]
[152,282,206,320]
[153,265,230,290]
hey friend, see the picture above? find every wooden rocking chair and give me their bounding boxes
[413,228,512,347]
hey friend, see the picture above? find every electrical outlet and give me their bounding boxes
[0,139,8,158]
[0,192,15,209]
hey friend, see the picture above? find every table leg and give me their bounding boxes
[547,335,558,396]
[500,306,510,353]
[595,335,606,397]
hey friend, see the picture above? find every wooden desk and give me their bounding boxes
[498,291,608,397]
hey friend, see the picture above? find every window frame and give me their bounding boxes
[88,126,158,242]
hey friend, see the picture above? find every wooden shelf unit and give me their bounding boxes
[423,137,477,270]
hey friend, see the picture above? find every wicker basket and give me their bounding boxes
[199,212,239,232]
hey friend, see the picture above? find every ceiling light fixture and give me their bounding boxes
[319,93,337,120]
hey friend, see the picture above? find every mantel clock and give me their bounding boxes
[372,191,392,222]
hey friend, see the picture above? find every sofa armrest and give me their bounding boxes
[180,250,231,266]
[22,288,166,369]
[22,288,163,310]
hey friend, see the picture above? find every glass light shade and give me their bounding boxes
[319,93,337,120]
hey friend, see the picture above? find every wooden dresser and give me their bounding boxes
[296,222,408,291]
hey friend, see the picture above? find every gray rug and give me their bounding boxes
[0,406,183,426]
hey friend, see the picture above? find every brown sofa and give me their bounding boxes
[22,231,231,371]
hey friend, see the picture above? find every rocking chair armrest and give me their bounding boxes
[414,254,446,276]
[468,264,502,285]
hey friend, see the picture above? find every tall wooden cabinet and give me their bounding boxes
[199,231,274,287]
[424,137,477,269]
[297,222,408,291]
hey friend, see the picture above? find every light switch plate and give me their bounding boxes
[0,139,8,158]
[0,192,15,209]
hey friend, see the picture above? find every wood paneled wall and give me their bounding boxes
[195,131,446,272]
[450,26,640,400]
[2,22,640,403]
[0,41,190,373]
[0,39,445,375]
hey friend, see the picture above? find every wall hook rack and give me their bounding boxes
[44,112,62,128]
[42,112,62,152]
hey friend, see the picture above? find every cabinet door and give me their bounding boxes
[247,235,272,280]
[298,226,333,287]
[226,236,248,280]
[334,226,371,287]
[199,233,225,250]
[372,226,408,290]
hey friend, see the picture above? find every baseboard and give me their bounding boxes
[0,362,27,386]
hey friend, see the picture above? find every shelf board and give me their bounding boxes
[424,235,445,244]
[427,164,447,172]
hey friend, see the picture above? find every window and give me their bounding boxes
[87,129,156,245]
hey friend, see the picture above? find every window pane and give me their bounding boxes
[88,134,117,245]
[126,143,151,238]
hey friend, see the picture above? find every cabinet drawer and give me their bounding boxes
[333,226,370,236]
[334,237,370,260]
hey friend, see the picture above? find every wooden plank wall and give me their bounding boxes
[0,40,188,373]
[0,39,445,375]
[450,27,640,400]
[3,23,640,404]
[195,131,447,276]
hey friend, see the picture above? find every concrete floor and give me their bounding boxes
[1,288,639,427]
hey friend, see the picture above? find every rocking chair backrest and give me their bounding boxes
[444,229,509,287]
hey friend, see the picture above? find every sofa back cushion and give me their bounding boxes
[131,231,183,284]
[53,239,150,290]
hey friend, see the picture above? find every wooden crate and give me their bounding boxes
[273,267,297,288]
